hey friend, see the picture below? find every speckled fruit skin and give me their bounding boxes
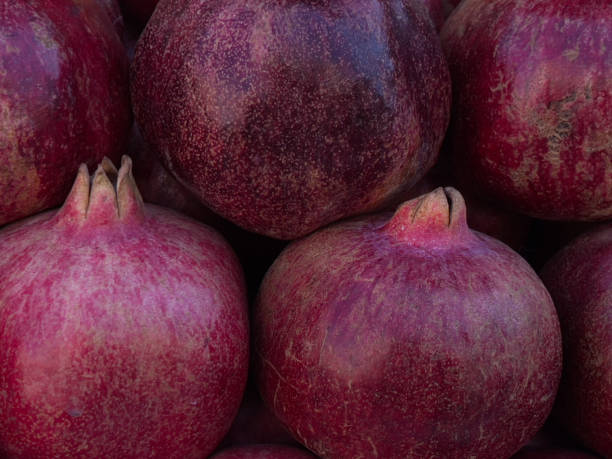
[131,0,451,240]
[440,0,612,221]
[0,0,132,227]
[210,444,317,459]
[511,447,602,459]
[253,188,562,459]
[539,224,612,459]
[0,157,249,459]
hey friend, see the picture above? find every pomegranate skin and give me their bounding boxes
[539,224,612,458]
[0,158,249,459]
[210,444,317,459]
[131,0,451,239]
[254,188,562,458]
[419,0,445,30]
[0,0,132,227]
[440,0,611,221]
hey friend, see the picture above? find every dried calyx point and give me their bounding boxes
[56,155,144,225]
[384,187,470,246]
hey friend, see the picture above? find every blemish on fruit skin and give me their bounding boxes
[441,0,612,221]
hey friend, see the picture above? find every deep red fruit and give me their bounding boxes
[131,0,451,239]
[539,224,612,458]
[0,157,249,459]
[210,444,316,459]
[0,0,132,227]
[441,0,611,221]
[97,0,125,37]
[254,188,562,458]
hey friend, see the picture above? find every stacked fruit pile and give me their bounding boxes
[0,0,609,458]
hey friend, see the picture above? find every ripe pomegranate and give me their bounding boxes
[210,444,317,459]
[539,224,612,458]
[0,0,132,227]
[131,0,451,239]
[0,157,249,458]
[254,188,562,458]
[441,0,612,221]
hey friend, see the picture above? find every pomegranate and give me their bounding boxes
[131,0,451,239]
[0,0,132,227]
[97,0,125,37]
[440,0,612,221]
[253,188,562,458]
[210,444,317,459]
[0,157,249,458]
[539,224,612,458]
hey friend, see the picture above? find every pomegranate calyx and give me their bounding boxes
[383,187,470,246]
[56,155,144,226]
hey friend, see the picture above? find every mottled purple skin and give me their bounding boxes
[511,447,602,459]
[131,0,451,239]
[0,158,249,458]
[127,123,288,300]
[210,444,317,459]
[253,188,562,458]
[441,0,612,221]
[0,0,132,227]
[540,225,612,459]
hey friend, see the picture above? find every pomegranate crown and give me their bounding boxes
[383,187,472,247]
[56,155,144,226]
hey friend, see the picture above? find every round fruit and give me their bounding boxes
[441,0,611,221]
[131,0,451,239]
[0,0,131,226]
[540,223,612,458]
[0,157,249,458]
[254,188,562,458]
